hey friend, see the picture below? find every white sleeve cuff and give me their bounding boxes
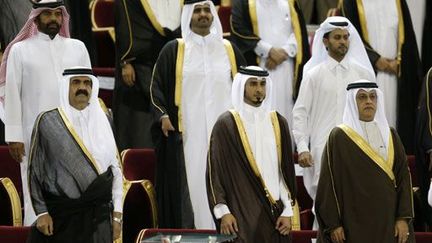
[213,204,231,219]
[254,40,272,59]
[5,125,24,143]
[296,141,309,154]
[280,200,294,217]
[36,212,49,218]
[282,44,297,58]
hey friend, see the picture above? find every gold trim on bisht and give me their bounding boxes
[338,124,395,184]
[426,69,432,137]
[120,0,133,60]
[230,110,277,206]
[248,0,259,35]
[58,108,101,174]
[0,178,22,226]
[223,39,238,78]
[355,0,370,43]
[140,0,166,37]
[395,0,405,77]
[175,38,185,132]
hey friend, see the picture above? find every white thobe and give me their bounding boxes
[428,180,432,207]
[292,56,375,200]
[69,108,123,213]
[181,32,232,229]
[4,32,91,225]
[254,0,298,129]
[363,0,399,127]
[359,121,387,160]
[147,0,181,30]
[213,105,293,219]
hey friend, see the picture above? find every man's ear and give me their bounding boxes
[322,38,329,48]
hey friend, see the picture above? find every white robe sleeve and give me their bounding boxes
[4,45,24,143]
[282,32,297,58]
[111,156,123,213]
[428,180,432,207]
[279,179,293,217]
[292,74,313,153]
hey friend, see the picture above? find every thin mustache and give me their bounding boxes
[75,90,89,96]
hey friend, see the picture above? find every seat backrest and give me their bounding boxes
[121,149,156,183]
[217,6,231,34]
[0,146,22,204]
[291,230,318,243]
[415,232,432,243]
[135,228,217,243]
[296,176,313,210]
[0,226,31,243]
[0,178,22,226]
[91,0,115,29]
[123,180,157,243]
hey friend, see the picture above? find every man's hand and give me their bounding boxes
[161,117,175,137]
[394,219,409,243]
[265,57,278,70]
[36,214,53,236]
[330,226,345,243]
[121,63,135,87]
[387,59,398,75]
[269,47,288,65]
[275,216,291,236]
[375,57,390,72]
[298,152,313,167]
[220,214,238,235]
[113,211,122,241]
[8,142,25,163]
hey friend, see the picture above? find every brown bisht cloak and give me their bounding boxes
[206,111,296,243]
[316,126,414,243]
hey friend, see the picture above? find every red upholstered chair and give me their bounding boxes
[0,226,31,243]
[217,6,232,36]
[296,176,313,210]
[291,230,318,243]
[90,0,114,28]
[123,180,157,243]
[93,68,115,109]
[135,228,217,243]
[415,232,432,243]
[121,149,156,183]
[0,146,23,206]
[0,178,22,226]
[300,209,314,230]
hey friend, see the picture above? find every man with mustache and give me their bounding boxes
[292,16,375,211]
[0,0,91,225]
[151,0,246,229]
[27,67,123,242]
[315,80,414,243]
[206,66,297,242]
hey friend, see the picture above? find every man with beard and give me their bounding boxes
[151,0,246,229]
[0,0,91,225]
[316,80,414,243]
[292,16,375,205]
[27,67,122,242]
[206,66,297,242]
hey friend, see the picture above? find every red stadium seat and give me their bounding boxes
[123,180,157,243]
[217,6,231,35]
[0,146,23,207]
[296,176,313,210]
[0,226,31,243]
[300,209,314,230]
[292,230,318,243]
[415,232,432,243]
[90,0,114,28]
[0,178,22,226]
[121,149,156,183]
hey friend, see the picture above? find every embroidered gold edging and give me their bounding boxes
[223,39,237,78]
[175,39,185,132]
[427,69,432,137]
[141,180,158,227]
[0,178,22,226]
[355,0,370,43]
[326,144,342,218]
[395,0,405,77]
[136,229,149,243]
[120,0,133,60]
[291,200,301,230]
[58,108,101,174]
[90,0,100,29]
[149,64,165,115]
[140,0,166,37]
[208,140,218,205]
[288,0,303,86]
[230,16,260,40]
[408,169,415,218]
[338,124,395,182]
[248,0,259,35]
[229,110,276,205]
[270,111,282,163]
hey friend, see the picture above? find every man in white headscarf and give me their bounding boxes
[0,0,91,225]
[206,66,296,242]
[28,67,123,242]
[150,0,246,229]
[315,80,414,243]
[292,16,375,201]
